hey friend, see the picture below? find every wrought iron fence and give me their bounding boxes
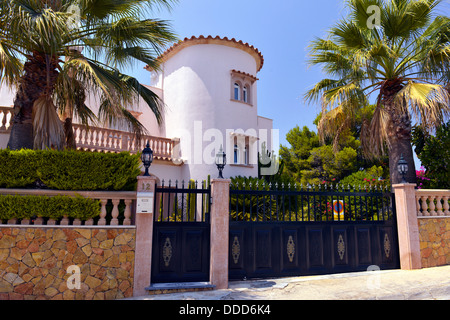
[154,180,211,223]
[230,182,395,222]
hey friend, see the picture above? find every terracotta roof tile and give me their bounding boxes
[147,35,264,72]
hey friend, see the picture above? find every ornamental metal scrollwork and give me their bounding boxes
[163,237,173,267]
[384,233,391,258]
[232,236,240,264]
[337,234,345,261]
[287,236,295,263]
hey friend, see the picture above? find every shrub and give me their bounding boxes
[0,149,141,191]
[0,149,39,188]
[0,194,100,221]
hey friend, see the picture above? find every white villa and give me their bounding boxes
[0,35,275,183]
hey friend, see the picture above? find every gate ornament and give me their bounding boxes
[384,233,391,258]
[163,237,173,267]
[337,235,345,261]
[232,236,241,264]
[287,236,295,263]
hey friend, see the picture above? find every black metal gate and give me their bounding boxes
[229,182,400,280]
[152,180,211,283]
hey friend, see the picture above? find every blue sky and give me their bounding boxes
[133,0,348,147]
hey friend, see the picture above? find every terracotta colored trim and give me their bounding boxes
[148,35,264,72]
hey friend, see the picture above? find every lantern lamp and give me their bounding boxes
[397,154,408,183]
[215,145,227,179]
[141,141,153,176]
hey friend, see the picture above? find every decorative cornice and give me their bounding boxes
[231,69,259,83]
[146,35,264,72]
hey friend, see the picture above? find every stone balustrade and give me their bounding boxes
[0,106,179,162]
[72,124,176,160]
[0,189,136,226]
[416,190,450,217]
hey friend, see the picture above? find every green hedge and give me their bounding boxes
[0,194,101,221]
[0,149,141,191]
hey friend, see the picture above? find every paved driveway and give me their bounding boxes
[127,265,450,300]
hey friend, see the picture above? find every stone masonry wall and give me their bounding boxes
[0,226,135,300]
[418,218,450,268]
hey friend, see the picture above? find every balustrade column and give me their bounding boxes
[443,196,450,216]
[110,199,120,225]
[0,109,10,130]
[98,200,108,226]
[436,196,443,216]
[421,195,429,216]
[428,195,436,216]
[123,199,132,225]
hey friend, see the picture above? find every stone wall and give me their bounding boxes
[418,218,450,268]
[0,226,135,300]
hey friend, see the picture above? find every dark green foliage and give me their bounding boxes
[0,149,39,188]
[0,194,100,221]
[412,122,450,189]
[0,149,141,191]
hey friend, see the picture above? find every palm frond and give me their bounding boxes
[396,81,450,130]
[360,103,391,159]
[32,95,65,150]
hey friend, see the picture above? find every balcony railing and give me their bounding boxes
[0,106,179,162]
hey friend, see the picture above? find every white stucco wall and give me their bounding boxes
[157,41,266,181]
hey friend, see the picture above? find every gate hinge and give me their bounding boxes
[210,197,213,205]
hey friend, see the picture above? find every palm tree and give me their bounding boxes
[305,0,450,185]
[0,0,177,150]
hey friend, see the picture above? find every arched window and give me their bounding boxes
[234,83,241,101]
[244,145,249,165]
[234,144,240,164]
[243,86,248,103]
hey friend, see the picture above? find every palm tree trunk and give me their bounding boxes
[384,93,417,185]
[63,117,76,149]
[7,52,59,150]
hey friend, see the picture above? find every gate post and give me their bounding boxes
[393,183,422,270]
[133,175,157,297]
[209,178,231,289]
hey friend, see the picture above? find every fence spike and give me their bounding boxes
[182,180,185,188]
[168,179,172,187]
[162,179,165,187]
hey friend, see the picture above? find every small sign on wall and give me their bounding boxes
[137,192,154,214]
